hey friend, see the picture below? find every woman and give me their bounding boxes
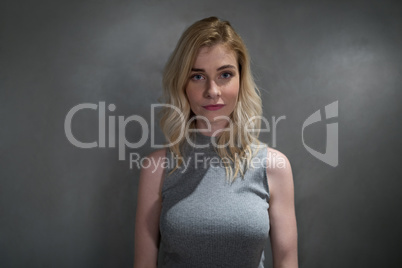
[134,17,298,268]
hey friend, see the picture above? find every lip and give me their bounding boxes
[202,104,225,111]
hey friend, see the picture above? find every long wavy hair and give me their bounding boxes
[159,16,264,182]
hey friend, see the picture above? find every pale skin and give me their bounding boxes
[134,44,298,267]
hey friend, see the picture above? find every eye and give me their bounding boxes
[190,74,205,81]
[220,72,233,79]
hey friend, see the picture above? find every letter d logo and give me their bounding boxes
[302,101,338,167]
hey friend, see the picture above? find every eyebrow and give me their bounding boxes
[191,64,236,72]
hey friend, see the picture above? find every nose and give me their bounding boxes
[205,79,221,99]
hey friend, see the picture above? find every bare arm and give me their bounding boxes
[134,149,166,268]
[267,148,298,268]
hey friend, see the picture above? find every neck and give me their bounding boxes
[195,119,229,137]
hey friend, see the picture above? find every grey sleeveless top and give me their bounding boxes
[159,132,270,268]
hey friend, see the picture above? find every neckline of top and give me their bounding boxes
[187,130,222,146]
[194,130,214,142]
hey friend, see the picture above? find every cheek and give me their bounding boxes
[185,87,194,102]
[185,88,201,109]
[228,80,240,101]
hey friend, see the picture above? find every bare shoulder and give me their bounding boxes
[266,147,294,196]
[143,148,167,175]
[266,147,292,175]
[138,148,167,194]
[146,148,167,163]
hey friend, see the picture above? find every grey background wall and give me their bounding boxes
[1,0,401,267]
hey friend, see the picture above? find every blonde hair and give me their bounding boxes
[160,16,264,182]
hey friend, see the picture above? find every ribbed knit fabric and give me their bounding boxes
[159,132,270,268]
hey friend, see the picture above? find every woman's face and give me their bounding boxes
[185,44,240,130]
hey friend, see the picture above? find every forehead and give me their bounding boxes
[193,44,238,68]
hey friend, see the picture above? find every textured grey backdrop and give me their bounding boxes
[1,0,401,267]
